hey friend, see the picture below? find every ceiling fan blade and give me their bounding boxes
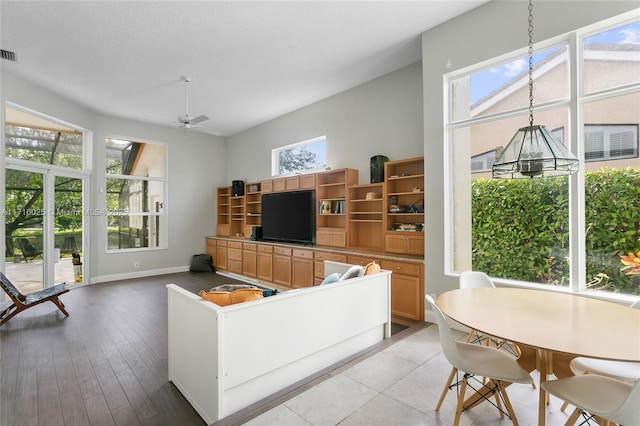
[190,114,209,124]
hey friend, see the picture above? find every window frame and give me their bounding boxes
[444,12,640,297]
[271,135,327,177]
[104,136,168,253]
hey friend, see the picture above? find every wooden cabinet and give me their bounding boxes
[206,237,424,321]
[244,182,262,238]
[206,237,216,258]
[242,242,257,277]
[316,168,358,248]
[257,244,273,282]
[261,180,273,193]
[215,239,227,271]
[300,174,316,189]
[216,187,231,236]
[384,157,424,255]
[380,259,424,321]
[384,234,424,256]
[292,248,314,288]
[348,183,384,251]
[227,241,243,274]
[273,178,286,192]
[273,246,292,286]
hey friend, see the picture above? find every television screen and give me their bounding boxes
[261,190,315,244]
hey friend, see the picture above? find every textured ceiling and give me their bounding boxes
[1,1,487,137]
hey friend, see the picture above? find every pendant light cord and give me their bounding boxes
[528,0,534,128]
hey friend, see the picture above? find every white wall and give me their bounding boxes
[421,1,639,297]
[1,72,228,282]
[226,62,424,185]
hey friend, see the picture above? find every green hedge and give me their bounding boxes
[471,167,640,295]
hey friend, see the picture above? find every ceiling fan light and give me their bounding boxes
[491,125,579,179]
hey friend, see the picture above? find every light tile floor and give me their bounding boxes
[243,325,573,426]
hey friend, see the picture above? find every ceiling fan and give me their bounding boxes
[177,77,209,130]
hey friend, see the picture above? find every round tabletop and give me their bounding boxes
[437,287,640,362]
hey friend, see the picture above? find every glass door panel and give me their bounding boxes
[4,169,45,293]
[54,175,83,285]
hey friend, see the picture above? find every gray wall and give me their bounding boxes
[421,0,639,298]
[1,72,228,282]
[226,62,424,185]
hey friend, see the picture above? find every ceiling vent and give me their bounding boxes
[1,49,17,62]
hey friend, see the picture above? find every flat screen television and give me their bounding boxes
[261,190,315,244]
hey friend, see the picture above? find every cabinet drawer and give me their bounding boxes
[257,244,273,253]
[314,252,347,263]
[273,246,292,256]
[380,260,420,276]
[228,248,242,261]
[292,248,313,259]
[347,255,378,267]
[216,239,228,247]
[243,243,257,251]
[228,241,243,249]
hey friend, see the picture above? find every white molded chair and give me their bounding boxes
[542,373,640,426]
[459,271,522,358]
[426,295,533,426]
[559,299,640,414]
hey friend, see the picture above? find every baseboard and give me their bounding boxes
[90,265,190,284]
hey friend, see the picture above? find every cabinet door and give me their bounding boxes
[300,174,316,189]
[215,245,227,270]
[292,257,314,288]
[273,255,292,286]
[273,178,286,192]
[285,176,300,190]
[390,273,422,321]
[243,249,257,277]
[385,234,408,254]
[257,251,273,282]
[406,235,424,256]
[205,238,216,258]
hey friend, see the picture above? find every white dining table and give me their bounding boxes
[436,287,640,426]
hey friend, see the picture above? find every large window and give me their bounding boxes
[105,138,166,251]
[447,16,640,295]
[271,135,327,176]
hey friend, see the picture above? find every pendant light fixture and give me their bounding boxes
[492,0,579,179]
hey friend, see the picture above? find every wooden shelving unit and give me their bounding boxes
[216,187,231,236]
[348,183,384,251]
[384,157,424,255]
[230,195,245,237]
[315,168,358,247]
[244,182,262,237]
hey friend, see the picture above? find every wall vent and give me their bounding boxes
[1,49,17,62]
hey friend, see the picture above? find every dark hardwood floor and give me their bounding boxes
[1,271,247,426]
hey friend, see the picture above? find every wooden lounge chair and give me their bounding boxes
[0,272,69,327]
[17,238,43,262]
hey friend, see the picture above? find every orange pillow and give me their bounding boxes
[199,288,263,306]
[199,290,232,306]
[364,261,381,275]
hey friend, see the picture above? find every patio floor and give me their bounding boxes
[4,257,79,294]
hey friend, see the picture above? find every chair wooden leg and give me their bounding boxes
[560,400,569,412]
[453,375,468,426]
[437,367,457,411]
[50,298,69,317]
[564,407,583,425]
[464,329,475,343]
[489,379,504,419]
[496,381,519,426]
